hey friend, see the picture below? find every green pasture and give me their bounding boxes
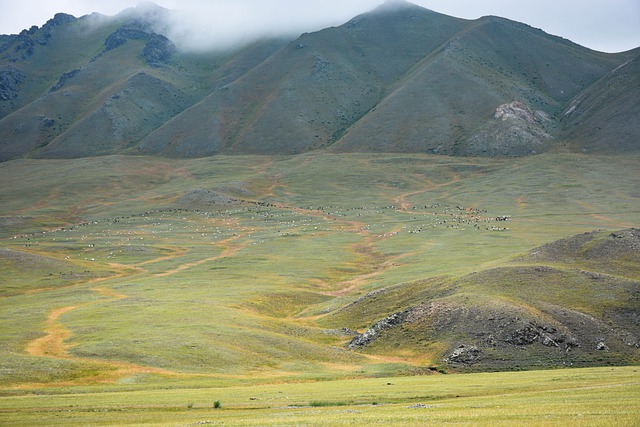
[0,367,638,426]
[0,152,638,424]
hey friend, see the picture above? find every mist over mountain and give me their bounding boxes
[0,0,638,161]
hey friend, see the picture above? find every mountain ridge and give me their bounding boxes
[0,1,638,161]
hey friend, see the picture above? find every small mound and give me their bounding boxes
[522,228,640,277]
[174,189,243,210]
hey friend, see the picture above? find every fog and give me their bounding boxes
[158,0,386,51]
[0,0,639,53]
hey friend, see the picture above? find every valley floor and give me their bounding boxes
[0,153,638,424]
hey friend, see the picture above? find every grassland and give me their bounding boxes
[0,366,638,426]
[0,152,638,424]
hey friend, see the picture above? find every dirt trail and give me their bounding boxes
[24,285,182,385]
[22,252,172,383]
[22,292,254,386]
[25,281,131,361]
[138,246,187,266]
[323,233,409,298]
[393,173,463,212]
[575,200,637,227]
[322,174,467,296]
[154,233,249,277]
[22,223,255,385]
[26,306,78,358]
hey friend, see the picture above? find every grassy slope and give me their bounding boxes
[0,13,278,160]
[0,152,637,384]
[0,152,637,424]
[138,5,466,156]
[332,16,625,156]
[2,4,637,160]
[562,51,640,153]
[0,18,121,159]
[0,16,117,118]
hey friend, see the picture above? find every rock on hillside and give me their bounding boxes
[465,101,553,156]
[0,66,24,100]
[340,229,640,372]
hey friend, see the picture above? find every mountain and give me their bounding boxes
[561,53,640,153]
[0,1,638,161]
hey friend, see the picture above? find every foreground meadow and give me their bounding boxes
[0,367,638,426]
[0,153,638,424]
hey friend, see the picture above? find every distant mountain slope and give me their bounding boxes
[0,1,638,160]
[332,15,625,156]
[137,2,467,156]
[562,51,640,153]
[0,5,288,161]
[325,229,639,372]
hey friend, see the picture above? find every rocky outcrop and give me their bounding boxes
[104,27,151,51]
[347,301,464,349]
[0,66,24,100]
[465,101,553,157]
[49,68,81,92]
[103,23,176,66]
[348,310,410,349]
[0,13,77,63]
[42,13,77,29]
[505,322,564,347]
[494,101,548,124]
[40,116,55,128]
[7,33,35,61]
[445,345,482,365]
[142,34,176,66]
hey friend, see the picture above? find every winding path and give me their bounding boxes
[22,223,259,385]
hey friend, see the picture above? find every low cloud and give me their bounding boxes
[1,0,638,53]
[157,0,383,51]
[0,0,384,51]
[157,0,640,53]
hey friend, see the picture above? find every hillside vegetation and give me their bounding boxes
[1,1,638,160]
[0,152,637,388]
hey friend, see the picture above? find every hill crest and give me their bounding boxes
[334,228,639,371]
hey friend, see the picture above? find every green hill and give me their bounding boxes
[333,229,639,372]
[0,6,287,160]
